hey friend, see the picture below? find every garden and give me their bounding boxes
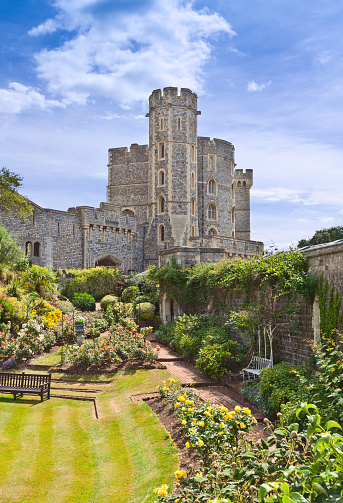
[1,227,343,502]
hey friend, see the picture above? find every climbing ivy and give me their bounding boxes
[317,274,342,338]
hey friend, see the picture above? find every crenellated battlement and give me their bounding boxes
[149,87,198,111]
[234,169,253,187]
[197,137,235,158]
[108,143,148,164]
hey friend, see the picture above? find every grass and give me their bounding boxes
[0,368,177,503]
[31,347,63,365]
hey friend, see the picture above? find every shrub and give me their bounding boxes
[196,341,245,380]
[0,291,17,324]
[21,265,58,299]
[61,266,123,301]
[100,294,119,311]
[121,285,139,303]
[71,293,96,312]
[136,302,155,321]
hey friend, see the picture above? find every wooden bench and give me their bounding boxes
[242,356,273,380]
[0,372,51,401]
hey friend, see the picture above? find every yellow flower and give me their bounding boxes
[189,428,196,435]
[182,420,187,425]
[233,447,237,451]
[185,442,190,448]
[220,422,225,429]
[199,421,205,427]
[198,440,204,447]
[195,472,203,477]
[188,407,194,412]
[204,411,211,417]
[240,423,246,429]
[243,407,251,415]
[192,419,197,426]
[175,500,180,503]
[162,387,167,391]
[153,484,168,497]
[218,431,224,435]
[174,402,180,408]
[182,407,186,411]
[162,381,166,385]
[234,405,241,412]
[170,379,175,384]
[178,396,185,402]
[174,470,187,479]
[220,406,228,413]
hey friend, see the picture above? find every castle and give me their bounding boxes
[0,87,263,272]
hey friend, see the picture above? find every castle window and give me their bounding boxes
[208,228,217,236]
[25,241,32,256]
[191,198,196,216]
[57,222,61,237]
[191,225,195,237]
[243,181,246,188]
[73,223,76,238]
[33,242,40,257]
[208,179,216,195]
[177,117,181,130]
[32,212,36,227]
[231,207,235,224]
[160,118,164,130]
[159,224,165,242]
[159,170,165,186]
[207,203,216,220]
[89,225,93,241]
[158,196,165,214]
[237,181,241,188]
[191,145,195,162]
[232,230,235,238]
[191,172,195,188]
[159,143,165,159]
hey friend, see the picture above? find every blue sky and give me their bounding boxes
[1,0,342,249]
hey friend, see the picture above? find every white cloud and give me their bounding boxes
[28,0,234,105]
[247,80,272,92]
[319,216,335,224]
[0,82,67,114]
[251,187,314,205]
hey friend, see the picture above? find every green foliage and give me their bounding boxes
[99,294,119,311]
[71,292,96,312]
[20,265,58,299]
[0,224,24,267]
[196,341,246,380]
[317,274,342,337]
[136,301,155,321]
[0,291,17,323]
[149,249,315,312]
[61,266,123,301]
[298,224,343,248]
[121,285,139,303]
[0,167,33,218]
[157,314,231,361]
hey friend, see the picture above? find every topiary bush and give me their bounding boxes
[135,302,155,321]
[121,286,139,303]
[71,292,96,312]
[100,294,119,311]
[61,266,123,301]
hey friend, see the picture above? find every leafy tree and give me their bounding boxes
[0,167,33,218]
[298,225,343,248]
[0,223,24,267]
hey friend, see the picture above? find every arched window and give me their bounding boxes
[159,170,165,186]
[191,198,196,216]
[208,228,217,236]
[208,203,216,220]
[243,181,246,188]
[208,179,216,194]
[159,196,165,213]
[191,172,195,188]
[159,225,165,242]
[25,241,32,256]
[33,242,40,257]
[237,181,241,188]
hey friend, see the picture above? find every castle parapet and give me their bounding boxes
[108,143,148,164]
[149,87,198,111]
[234,169,253,188]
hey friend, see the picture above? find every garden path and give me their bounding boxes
[146,334,268,441]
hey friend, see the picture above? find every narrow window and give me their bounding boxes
[160,225,165,242]
[177,117,181,130]
[208,204,216,220]
[72,223,76,237]
[191,145,195,162]
[159,170,165,186]
[191,172,195,188]
[32,212,36,226]
[191,226,195,237]
[208,179,216,194]
[25,241,32,256]
[191,198,196,216]
[33,242,40,257]
[232,230,235,238]
[209,156,213,170]
[57,222,61,237]
[160,117,163,130]
[159,143,165,159]
[243,181,246,188]
[89,225,93,241]
[159,196,165,213]
[231,207,235,224]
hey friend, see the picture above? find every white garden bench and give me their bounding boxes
[242,356,273,380]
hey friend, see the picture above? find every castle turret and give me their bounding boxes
[233,169,253,240]
[144,87,200,261]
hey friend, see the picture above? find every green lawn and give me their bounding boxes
[0,368,177,503]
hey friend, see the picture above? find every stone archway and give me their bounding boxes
[95,254,123,269]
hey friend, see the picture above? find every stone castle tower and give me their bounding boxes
[107,86,262,270]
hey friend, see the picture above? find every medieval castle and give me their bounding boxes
[0,87,263,271]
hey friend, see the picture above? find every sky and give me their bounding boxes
[0,0,342,250]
